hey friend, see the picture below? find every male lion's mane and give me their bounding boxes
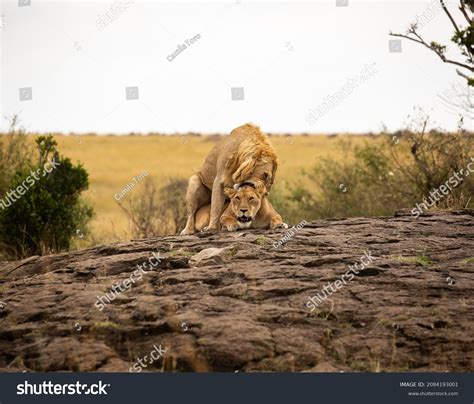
[225,124,278,187]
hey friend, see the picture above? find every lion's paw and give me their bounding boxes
[271,222,288,230]
[203,224,220,232]
[224,223,239,232]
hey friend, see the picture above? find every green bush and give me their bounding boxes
[285,114,473,221]
[0,116,32,197]
[268,182,303,226]
[0,133,93,259]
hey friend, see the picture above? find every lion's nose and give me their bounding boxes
[240,208,248,214]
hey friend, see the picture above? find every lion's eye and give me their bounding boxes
[249,197,254,202]
[235,197,240,202]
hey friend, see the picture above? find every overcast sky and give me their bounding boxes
[0,0,471,134]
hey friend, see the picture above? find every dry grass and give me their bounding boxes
[34,133,379,244]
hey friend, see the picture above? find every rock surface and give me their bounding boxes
[0,210,473,372]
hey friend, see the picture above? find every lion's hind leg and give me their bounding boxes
[195,205,211,232]
[180,174,211,235]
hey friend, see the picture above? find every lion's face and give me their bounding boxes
[224,186,265,229]
[247,160,276,191]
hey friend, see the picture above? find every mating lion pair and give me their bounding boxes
[180,124,288,235]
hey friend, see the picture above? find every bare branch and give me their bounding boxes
[389,0,473,85]
[389,32,474,72]
[456,68,472,80]
[440,0,462,36]
[115,199,145,236]
[438,82,474,119]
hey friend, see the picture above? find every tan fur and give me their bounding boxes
[194,185,287,232]
[230,125,278,186]
[181,123,279,235]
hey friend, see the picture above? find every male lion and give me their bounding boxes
[180,123,278,235]
[194,183,288,232]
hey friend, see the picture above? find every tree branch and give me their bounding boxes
[459,0,472,24]
[456,68,472,80]
[440,0,462,36]
[389,32,474,72]
[448,0,473,63]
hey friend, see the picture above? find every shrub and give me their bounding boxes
[118,178,188,238]
[0,116,33,197]
[268,182,303,226]
[0,134,93,259]
[286,112,474,221]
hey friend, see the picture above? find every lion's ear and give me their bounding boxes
[254,182,268,197]
[224,187,236,198]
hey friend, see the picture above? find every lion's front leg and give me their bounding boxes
[264,199,288,230]
[270,218,289,230]
[203,178,225,231]
[220,214,239,231]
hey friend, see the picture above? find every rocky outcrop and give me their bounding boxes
[0,210,473,372]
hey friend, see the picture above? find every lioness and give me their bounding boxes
[181,123,278,235]
[194,183,288,232]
